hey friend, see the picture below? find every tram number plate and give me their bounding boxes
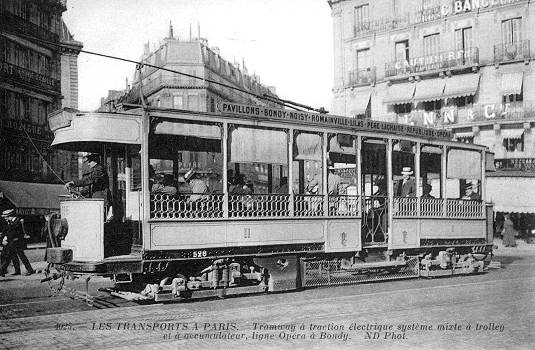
[192,250,208,258]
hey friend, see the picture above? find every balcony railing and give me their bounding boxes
[354,13,410,36]
[385,47,479,78]
[0,11,59,43]
[495,158,535,172]
[494,40,530,64]
[0,61,60,92]
[348,68,376,86]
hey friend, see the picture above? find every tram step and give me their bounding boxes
[154,284,267,302]
[348,260,407,270]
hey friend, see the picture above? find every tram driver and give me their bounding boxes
[65,153,111,210]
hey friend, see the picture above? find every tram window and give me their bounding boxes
[361,139,387,197]
[420,145,442,198]
[328,133,357,195]
[228,126,288,194]
[392,140,416,197]
[149,120,223,194]
[446,148,481,200]
[293,132,323,194]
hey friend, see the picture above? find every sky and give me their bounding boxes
[62,0,334,112]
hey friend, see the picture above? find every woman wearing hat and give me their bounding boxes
[0,209,35,277]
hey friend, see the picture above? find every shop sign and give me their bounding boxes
[393,49,475,74]
[400,103,533,128]
[451,0,525,14]
[0,119,44,138]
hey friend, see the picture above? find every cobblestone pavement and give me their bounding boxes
[0,255,534,350]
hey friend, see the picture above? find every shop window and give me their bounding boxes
[457,136,474,144]
[450,95,474,108]
[393,103,412,115]
[503,93,523,106]
[503,134,524,152]
[423,100,442,112]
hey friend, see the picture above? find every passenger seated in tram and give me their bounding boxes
[395,166,416,197]
[275,177,289,194]
[151,173,177,196]
[177,175,192,194]
[184,170,207,202]
[422,183,434,198]
[462,182,480,201]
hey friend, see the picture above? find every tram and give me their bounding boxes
[45,102,495,302]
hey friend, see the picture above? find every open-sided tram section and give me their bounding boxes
[45,102,495,302]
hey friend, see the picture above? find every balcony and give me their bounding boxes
[0,61,60,92]
[494,158,535,172]
[140,75,206,95]
[353,13,410,36]
[385,47,479,78]
[0,11,59,43]
[348,67,376,86]
[494,40,530,64]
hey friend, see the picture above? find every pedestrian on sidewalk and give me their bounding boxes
[0,209,35,277]
[502,214,518,248]
[0,213,20,274]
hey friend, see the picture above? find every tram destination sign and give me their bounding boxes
[218,102,452,140]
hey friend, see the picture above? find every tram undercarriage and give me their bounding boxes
[43,242,493,303]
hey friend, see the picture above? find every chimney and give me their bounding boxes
[167,21,174,39]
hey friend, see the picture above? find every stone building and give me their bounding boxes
[329,0,535,235]
[0,0,81,218]
[120,25,280,192]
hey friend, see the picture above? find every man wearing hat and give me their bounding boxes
[65,153,110,208]
[327,162,341,195]
[184,169,207,202]
[396,166,416,197]
[0,209,35,277]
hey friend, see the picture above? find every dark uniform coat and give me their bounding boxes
[73,163,110,207]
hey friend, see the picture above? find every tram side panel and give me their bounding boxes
[148,219,362,253]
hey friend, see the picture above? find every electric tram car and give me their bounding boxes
[45,102,495,302]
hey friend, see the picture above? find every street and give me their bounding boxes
[0,248,534,349]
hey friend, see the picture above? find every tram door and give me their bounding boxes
[361,139,388,246]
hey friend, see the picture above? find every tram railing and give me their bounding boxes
[294,195,324,217]
[328,195,360,217]
[149,193,485,220]
[228,194,290,218]
[150,194,224,220]
[392,197,418,217]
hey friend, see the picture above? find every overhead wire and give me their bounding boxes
[8,29,327,113]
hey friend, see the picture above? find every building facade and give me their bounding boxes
[329,0,535,235]
[118,26,281,192]
[0,0,82,184]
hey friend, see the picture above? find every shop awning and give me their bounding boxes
[443,74,480,99]
[0,181,68,215]
[486,177,535,213]
[501,72,523,96]
[500,128,524,138]
[383,83,415,104]
[349,89,371,115]
[454,131,474,138]
[413,79,446,103]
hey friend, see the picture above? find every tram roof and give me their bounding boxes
[48,103,487,151]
